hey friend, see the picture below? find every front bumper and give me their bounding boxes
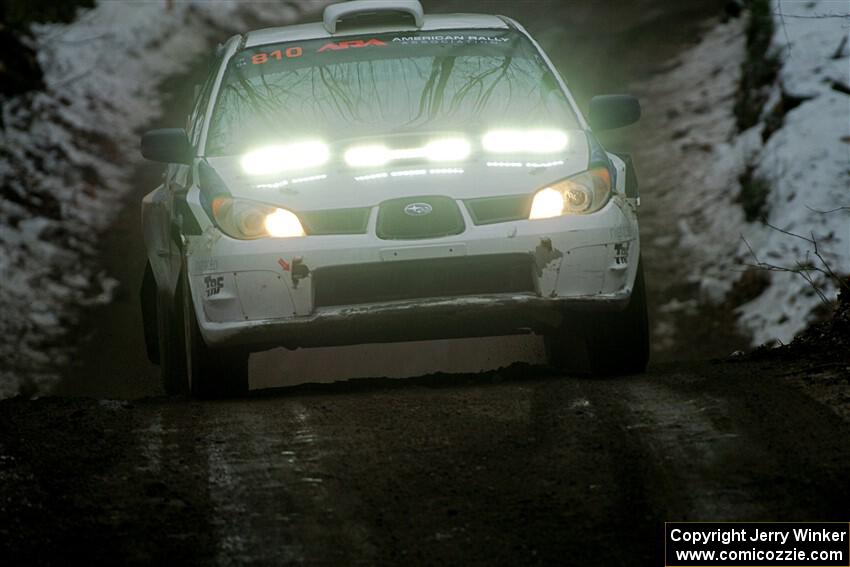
[199,293,630,350]
[185,198,640,350]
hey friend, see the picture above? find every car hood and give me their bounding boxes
[205,132,590,212]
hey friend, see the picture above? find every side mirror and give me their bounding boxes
[140,128,192,164]
[588,95,641,131]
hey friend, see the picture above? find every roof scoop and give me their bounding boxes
[322,0,424,33]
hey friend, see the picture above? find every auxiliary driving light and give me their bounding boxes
[424,138,471,162]
[482,129,569,154]
[344,137,471,168]
[344,144,391,168]
[241,141,330,176]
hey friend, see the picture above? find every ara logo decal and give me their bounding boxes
[403,202,433,217]
[317,38,386,52]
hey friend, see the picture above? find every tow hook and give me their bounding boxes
[291,257,310,288]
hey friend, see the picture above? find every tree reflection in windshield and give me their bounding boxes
[207,32,577,156]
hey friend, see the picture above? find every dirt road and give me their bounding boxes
[4,350,849,565]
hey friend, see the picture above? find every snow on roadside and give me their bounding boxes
[0,1,322,398]
[636,1,849,349]
[734,0,849,345]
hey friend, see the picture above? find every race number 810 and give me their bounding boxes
[252,47,303,65]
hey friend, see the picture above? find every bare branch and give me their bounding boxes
[773,12,850,19]
[740,233,756,260]
[777,0,792,56]
[810,231,844,287]
[806,205,850,214]
[738,232,842,306]
[763,221,815,245]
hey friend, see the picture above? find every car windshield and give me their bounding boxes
[205,29,579,156]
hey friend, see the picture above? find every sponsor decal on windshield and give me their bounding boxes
[251,47,303,65]
[238,31,522,70]
[391,35,511,44]
[317,38,387,52]
[248,38,387,65]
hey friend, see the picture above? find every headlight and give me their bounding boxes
[529,167,611,219]
[211,197,305,239]
[241,141,329,176]
[482,129,569,154]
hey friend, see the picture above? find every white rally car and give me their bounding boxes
[140,0,648,398]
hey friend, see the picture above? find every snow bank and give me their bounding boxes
[0,1,321,398]
[638,1,849,349]
[733,1,850,345]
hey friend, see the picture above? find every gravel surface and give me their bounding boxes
[3,349,849,565]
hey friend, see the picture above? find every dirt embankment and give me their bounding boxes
[763,292,850,421]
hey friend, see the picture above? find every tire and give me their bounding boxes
[156,272,188,396]
[181,272,249,399]
[546,259,650,376]
[140,263,160,365]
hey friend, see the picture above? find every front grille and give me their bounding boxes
[465,194,532,225]
[376,195,465,240]
[299,207,371,235]
[313,254,536,308]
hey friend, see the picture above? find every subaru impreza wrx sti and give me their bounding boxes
[140,0,649,398]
